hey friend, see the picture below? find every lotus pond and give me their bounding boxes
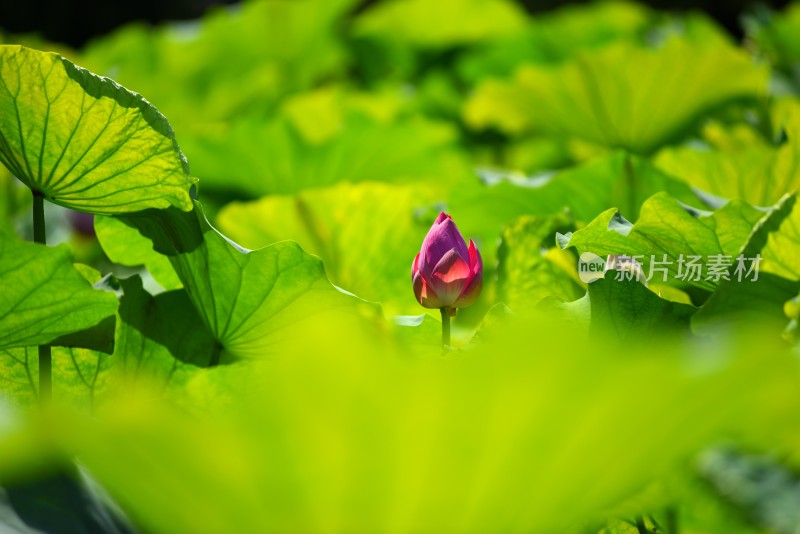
[1,0,800,532]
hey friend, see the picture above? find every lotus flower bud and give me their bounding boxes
[411,212,482,311]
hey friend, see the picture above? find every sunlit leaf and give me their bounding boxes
[0,347,38,404]
[746,193,800,282]
[556,192,766,291]
[81,0,358,129]
[450,152,700,263]
[0,45,195,214]
[655,110,800,206]
[57,275,214,408]
[182,111,468,197]
[0,275,215,407]
[94,215,182,291]
[106,203,368,360]
[464,37,767,153]
[692,194,800,337]
[217,182,438,315]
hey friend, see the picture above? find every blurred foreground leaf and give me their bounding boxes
[1,312,797,533]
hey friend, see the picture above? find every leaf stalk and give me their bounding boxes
[32,191,51,405]
[440,307,455,349]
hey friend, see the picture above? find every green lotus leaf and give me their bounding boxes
[557,192,766,291]
[457,0,655,82]
[80,0,358,130]
[0,45,194,214]
[588,273,696,341]
[181,112,467,198]
[495,214,584,310]
[449,152,700,265]
[7,312,798,533]
[217,182,438,315]
[102,203,368,360]
[691,194,800,338]
[0,232,118,350]
[0,275,213,407]
[94,215,182,291]
[464,37,767,153]
[655,109,800,207]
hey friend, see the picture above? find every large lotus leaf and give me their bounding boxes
[692,273,800,338]
[692,194,800,344]
[464,37,767,153]
[449,152,700,264]
[459,7,733,84]
[0,346,117,408]
[0,276,212,408]
[0,232,117,351]
[457,0,655,82]
[81,0,358,129]
[111,276,216,378]
[0,45,194,214]
[100,203,367,360]
[181,111,468,198]
[3,312,798,533]
[556,192,766,291]
[691,194,800,337]
[655,110,800,206]
[0,347,42,404]
[217,182,439,315]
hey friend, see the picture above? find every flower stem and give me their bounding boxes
[32,191,51,406]
[440,307,451,348]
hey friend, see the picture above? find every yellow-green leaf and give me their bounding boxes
[0,45,194,214]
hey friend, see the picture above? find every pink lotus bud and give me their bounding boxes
[411,212,482,310]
